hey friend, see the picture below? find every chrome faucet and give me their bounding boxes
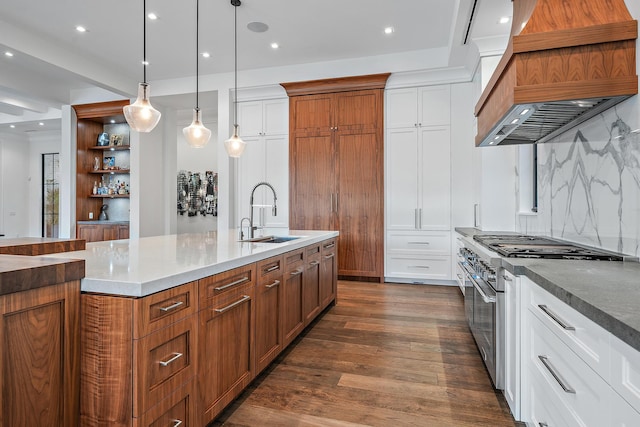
[239,217,251,240]
[249,182,277,239]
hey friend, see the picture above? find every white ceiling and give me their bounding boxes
[0,0,513,135]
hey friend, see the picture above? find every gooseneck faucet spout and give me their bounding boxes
[249,182,277,238]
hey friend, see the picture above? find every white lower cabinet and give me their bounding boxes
[385,231,451,282]
[520,276,640,426]
[503,269,520,420]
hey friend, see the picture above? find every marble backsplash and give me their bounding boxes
[518,98,640,257]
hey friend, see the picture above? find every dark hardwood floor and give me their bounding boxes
[212,281,516,426]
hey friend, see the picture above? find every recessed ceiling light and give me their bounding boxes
[142,60,149,65]
[202,52,210,58]
[147,12,158,20]
[4,51,13,57]
[270,42,279,49]
[499,16,510,24]
[76,25,87,33]
[39,122,45,126]
[247,22,269,33]
[384,27,394,34]
[110,119,116,124]
[9,125,15,128]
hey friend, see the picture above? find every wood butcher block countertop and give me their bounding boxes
[0,237,85,256]
[0,254,85,297]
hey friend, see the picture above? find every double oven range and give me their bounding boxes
[457,233,625,390]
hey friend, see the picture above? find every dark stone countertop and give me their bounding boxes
[454,227,640,352]
[0,255,85,297]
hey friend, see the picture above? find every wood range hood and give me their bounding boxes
[475,0,638,147]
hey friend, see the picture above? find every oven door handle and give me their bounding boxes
[469,274,496,304]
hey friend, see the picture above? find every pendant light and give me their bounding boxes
[124,0,162,133]
[224,0,246,158]
[183,0,211,147]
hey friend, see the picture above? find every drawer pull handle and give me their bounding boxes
[290,268,303,276]
[324,253,335,259]
[323,243,335,249]
[265,265,279,272]
[410,265,430,269]
[158,352,183,367]
[538,355,575,394]
[159,301,184,312]
[309,260,320,266]
[502,275,513,282]
[538,305,575,331]
[172,420,183,427]
[214,295,251,313]
[266,280,280,289]
[215,276,249,291]
[408,241,430,245]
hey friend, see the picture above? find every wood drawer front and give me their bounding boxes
[528,314,609,427]
[386,255,451,280]
[134,281,198,338]
[305,243,321,258]
[387,232,450,254]
[526,278,610,381]
[611,335,640,413]
[284,248,304,269]
[257,255,284,282]
[134,315,197,417]
[199,264,256,308]
[135,380,196,427]
[322,239,336,255]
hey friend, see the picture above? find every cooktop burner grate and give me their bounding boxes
[472,234,624,261]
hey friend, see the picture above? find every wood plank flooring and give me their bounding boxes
[212,281,516,426]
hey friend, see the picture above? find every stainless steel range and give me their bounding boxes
[457,239,503,390]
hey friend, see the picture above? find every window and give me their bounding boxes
[42,153,59,237]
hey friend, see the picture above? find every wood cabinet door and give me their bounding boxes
[320,239,337,308]
[418,85,450,127]
[0,281,79,427]
[302,246,321,325]
[336,129,383,278]
[103,224,118,241]
[289,133,335,231]
[281,250,305,347]
[77,224,101,243]
[386,87,418,128]
[118,224,130,239]
[289,94,332,134]
[255,256,284,374]
[335,90,381,132]
[199,286,255,424]
[385,127,420,230]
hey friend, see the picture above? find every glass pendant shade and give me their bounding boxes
[124,83,161,132]
[224,124,246,157]
[183,108,211,148]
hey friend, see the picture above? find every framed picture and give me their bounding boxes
[103,156,115,169]
[109,134,124,146]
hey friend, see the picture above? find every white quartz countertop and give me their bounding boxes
[47,230,338,297]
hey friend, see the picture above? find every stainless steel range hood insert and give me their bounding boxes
[475,0,638,147]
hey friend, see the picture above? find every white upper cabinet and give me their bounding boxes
[238,99,288,137]
[386,85,450,129]
[236,98,289,229]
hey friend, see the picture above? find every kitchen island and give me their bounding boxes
[49,229,339,426]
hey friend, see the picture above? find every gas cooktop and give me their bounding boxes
[472,234,624,261]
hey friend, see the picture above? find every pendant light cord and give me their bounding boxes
[233,2,238,126]
[196,0,200,109]
[143,0,147,84]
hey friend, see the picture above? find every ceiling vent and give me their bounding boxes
[475,0,638,146]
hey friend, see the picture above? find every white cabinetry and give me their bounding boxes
[503,269,520,420]
[521,276,640,426]
[385,85,451,282]
[236,99,288,229]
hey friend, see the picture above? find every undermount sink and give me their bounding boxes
[240,235,301,244]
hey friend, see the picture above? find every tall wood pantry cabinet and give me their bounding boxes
[282,74,390,282]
